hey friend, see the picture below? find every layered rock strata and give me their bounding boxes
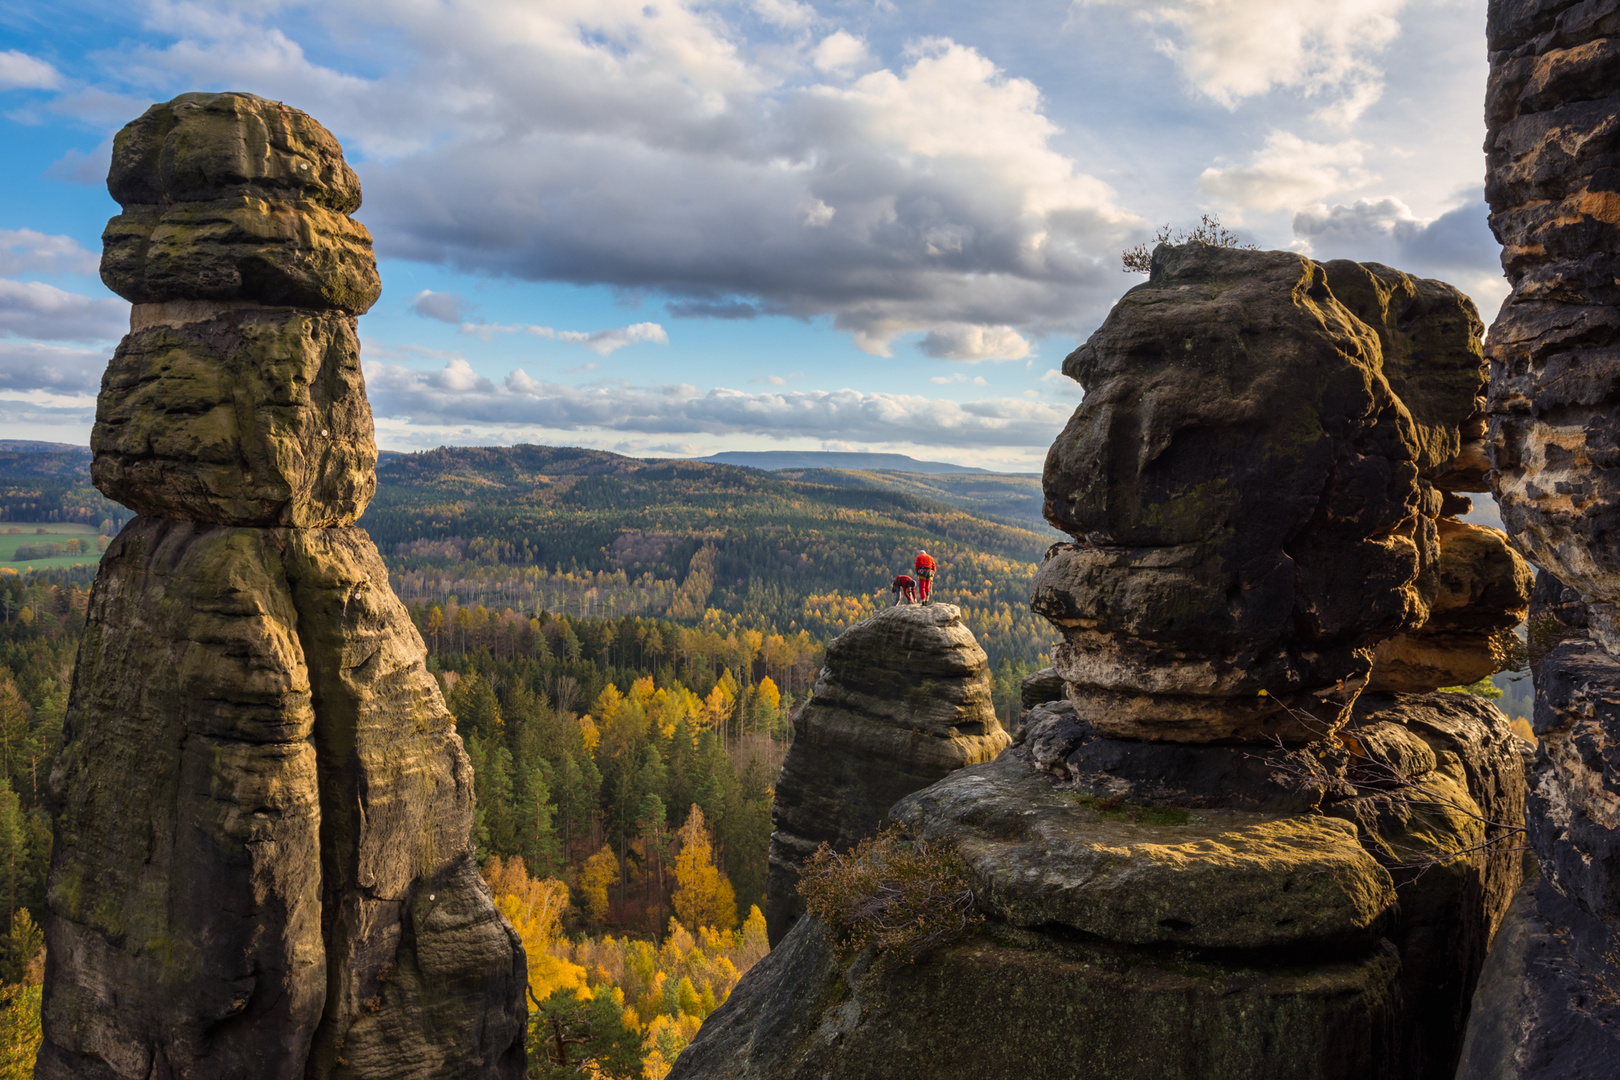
[1451,2,1620,1074]
[675,693,1526,1080]
[764,604,1009,945]
[1032,245,1528,742]
[38,92,525,1079]
[680,246,1531,1080]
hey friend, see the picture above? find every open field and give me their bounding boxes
[0,522,103,572]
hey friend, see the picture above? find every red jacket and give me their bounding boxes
[892,574,915,590]
[914,553,936,574]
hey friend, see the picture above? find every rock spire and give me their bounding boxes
[1454,3,1620,1074]
[38,92,526,1079]
[764,603,1009,944]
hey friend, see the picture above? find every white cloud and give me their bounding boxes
[0,230,100,276]
[1199,130,1371,212]
[409,289,470,323]
[917,323,1032,361]
[535,321,669,356]
[0,50,62,91]
[96,4,1135,357]
[458,319,669,356]
[753,0,817,30]
[0,280,128,342]
[364,359,1074,446]
[0,341,107,393]
[1083,0,1406,121]
[811,31,870,75]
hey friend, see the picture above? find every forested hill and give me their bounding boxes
[362,443,1056,672]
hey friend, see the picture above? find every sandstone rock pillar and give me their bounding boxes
[38,92,526,1079]
[764,604,1009,944]
[1454,4,1620,1075]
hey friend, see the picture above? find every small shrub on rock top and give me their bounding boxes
[798,827,981,964]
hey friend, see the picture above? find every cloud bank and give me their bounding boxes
[365,359,1072,447]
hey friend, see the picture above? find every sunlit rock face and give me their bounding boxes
[37,92,526,1080]
[764,604,1009,945]
[1457,4,1620,1074]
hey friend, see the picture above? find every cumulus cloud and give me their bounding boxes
[459,320,669,356]
[1199,131,1371,212]
[812,31,870,75]
[409,288,470,323]
[365,359,1073,446]
[918,324,1032,361]
[1293,195,1498,272]
[1083,0,1405,120]
[0,230,100,276]
[1293,194,1508,314]
[100,4,1136,356]
[0,50,61,90]
[0,280,128,342]
[0,341,108,393]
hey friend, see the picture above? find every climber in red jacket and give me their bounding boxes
[891,572,916,605]
[914,550,936,604]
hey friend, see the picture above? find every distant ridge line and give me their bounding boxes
[688,450,1012,476]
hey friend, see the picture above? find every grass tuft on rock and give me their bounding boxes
[799,827,981,965]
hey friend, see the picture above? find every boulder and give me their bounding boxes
[1367,519,1532,692]
[765,604,1009,945]
[1035,244,1492,741]
[101,92,381,314]
[680,691,1524,1080]
[39,94,526,1079]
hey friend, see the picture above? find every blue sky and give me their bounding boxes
[0,0,1498,470]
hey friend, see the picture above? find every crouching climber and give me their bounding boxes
[891,573,916,606]
[914,549,936,604]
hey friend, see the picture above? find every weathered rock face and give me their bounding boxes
[765,604,1009,945]
[678,693,1526,1080]
[92,307,377,527]
[39,93,526,1080]
[1034,244,1525,742]
[101,92,381,313]
[1450,2,1620,1075]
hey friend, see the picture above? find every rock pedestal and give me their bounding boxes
[677,246,1529,1080]
[38,93,526,1079]
[1453,5,1620,1071]
[765,604,1009,944]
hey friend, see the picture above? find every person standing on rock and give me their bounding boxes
[891,571,917,605]
[914,549,937,604]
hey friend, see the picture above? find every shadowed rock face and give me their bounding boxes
[1448,2,1620,1076]
[1034,244,1527,741]
[38,92,525,1080]
[764,604,1009,945]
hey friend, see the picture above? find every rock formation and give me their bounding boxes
[1453,3,1620,1074]
[1033,248,1527,741]
[675,246,1529,1080]
[765,604,1009,944]
[38,92,526,1079]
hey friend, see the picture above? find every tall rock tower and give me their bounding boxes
[37,93,526,1079]
[1454,3,1620,1075]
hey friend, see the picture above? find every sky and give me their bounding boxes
[0,0,1502,471]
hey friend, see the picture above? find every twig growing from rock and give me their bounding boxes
[799,827,981,966]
